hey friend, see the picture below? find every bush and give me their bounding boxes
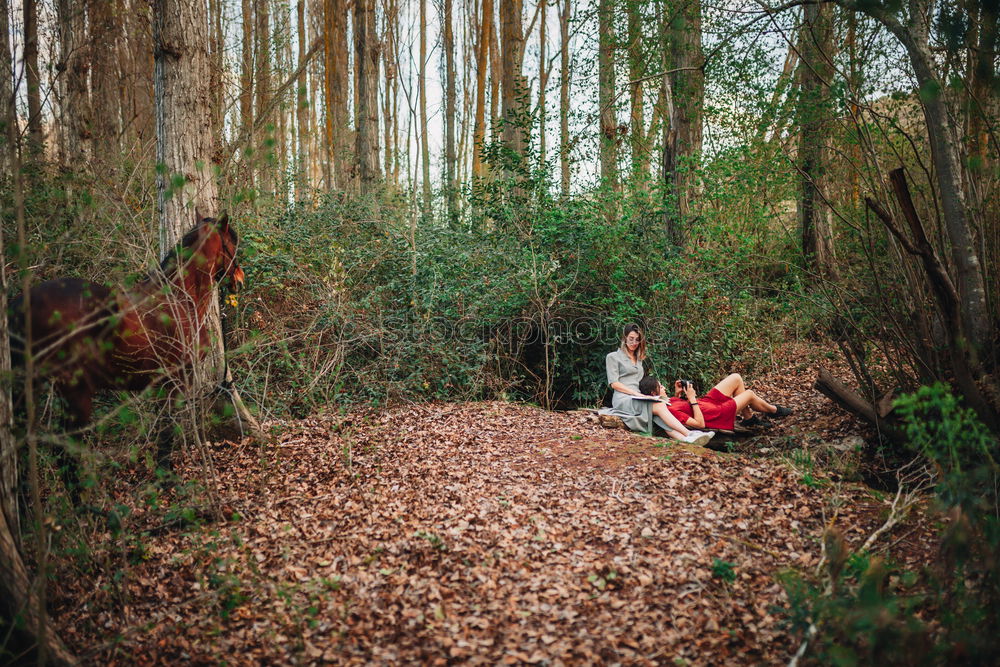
[776,384,1000,664]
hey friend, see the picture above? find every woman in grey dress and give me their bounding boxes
[605,324,714,445]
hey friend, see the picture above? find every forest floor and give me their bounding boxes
[49,343,940,665]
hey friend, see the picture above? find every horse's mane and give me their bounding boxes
[151,220,236,285]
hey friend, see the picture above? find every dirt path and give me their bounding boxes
[52,391,936,665]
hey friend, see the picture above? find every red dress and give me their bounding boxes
[667,387,738,430]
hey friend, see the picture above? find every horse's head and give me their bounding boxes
[191,213,245,290]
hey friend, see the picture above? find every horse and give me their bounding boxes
[9,213,244,500]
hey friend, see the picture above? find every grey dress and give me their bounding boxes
[603,349,671,433]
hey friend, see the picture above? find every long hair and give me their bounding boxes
[619,323,647,361]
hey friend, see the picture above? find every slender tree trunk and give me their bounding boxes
[668,0,703,220]
[597,0,618,190]
[473,0,492,179]
[209,0,224,150]
[627,0,646,182]
[489,1,501,130]
[57,0,90,167]
[154,0,262,439]
[24,0,43,157]
[129,2,156,151]
[659,0,681,244]
[297,0,310,197]
[559,0,570,196]
[256,0,273,193]
[538,0,547,165]
[0,0,16,535]
[419,0,431,211]
[354,0,380,192]
[241,0,255,185]
[797,1,838,280]
[836,0,992,356]
[89,0,123,156]
[500,0,525,159]
[444,0,458,224]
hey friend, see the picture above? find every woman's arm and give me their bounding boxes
[682,384,705,428]
[610,381,640,396]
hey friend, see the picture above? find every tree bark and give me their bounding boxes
[256,0,273,194]
[154,0,262,441]
[297,0,310,198]
[597,0,618,190]
[627,0,647,182]
[89,0,123,156]
[419,0,431,211]
[500,0,526,159]
[473,0,493,179]
[668,0,703,221]
[538,0,547,165]
[57,0,90,168]
[834,0,992,358]
[241,0,255,185]
[24,0,43,157]
[444,0,458,224]
[559,0,570,196]
[797,1,838,280]
[354,0,381,192]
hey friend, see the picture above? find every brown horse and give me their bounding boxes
[10,213,244,493]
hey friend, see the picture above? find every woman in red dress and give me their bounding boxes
[640,373,791,431]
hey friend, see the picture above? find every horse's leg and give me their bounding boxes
[153,384,178,476]
[56,384,94,507]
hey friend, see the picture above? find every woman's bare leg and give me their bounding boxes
[714,373,753,418]
[733,389,776,415]
[652,403,691,440]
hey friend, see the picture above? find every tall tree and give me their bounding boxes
[668,0,703,222]
[57,0,90,167]
[256,0,273,193]
[797,2,837,280]
[597,0,618,189]
[472,0,493,179]
[500,0,526,159]
[538,0,547,165]
[627,0,648,181]
[154,0,261,438]
[833,0,992,358]
[419,0,431,211]
[23,0,42,157]
[355,0,381,191]
[444,0,458,223]
[297,0,311,197]
[89,0,123,155]
[240,0,255,184]
[559,0,571,196]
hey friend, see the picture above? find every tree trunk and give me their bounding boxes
[256,0,272,194]
[444,0,458,224]
[154,0,262,443]
[57,0,90,168]
[472,0,492,179]
[538,0,547,166]
[240,0,255,185]
[797,1,838,281]
[659,0,681,245]
[500,0,525,159]
[297,0,310,198]
[838,0,993,359]
[354,0,380,192]
[668,0,703,222]
[559,0,570,196]
[627,0,647,182]
[89,0,123,156]
[24,0,43,157]
[419,0,432,211]
[597,0,618,190]
[0,28,76,658]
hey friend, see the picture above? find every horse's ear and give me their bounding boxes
[217,212,230,234]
